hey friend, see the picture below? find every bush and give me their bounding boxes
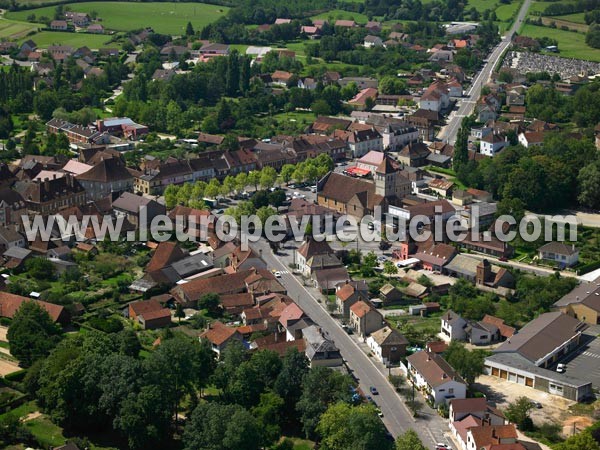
[87,316,124,333]
[3,369,27,382]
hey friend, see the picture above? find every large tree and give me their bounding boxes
[395,429,427,450]
[504,396,534,431]
[443,341,486,385]
[317,402,393,450]
[297,366,354,438]
[7,301,61,367]
[183,402,261,450]
[578,160,600,209]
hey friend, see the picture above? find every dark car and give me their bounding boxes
[379,240,391,250]
[370,386,379,395]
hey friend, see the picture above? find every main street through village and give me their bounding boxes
[244,5,540,446]
[438,0,532,144]
[251,238,453,449]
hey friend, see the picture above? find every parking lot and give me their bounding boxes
[557,326,600,390]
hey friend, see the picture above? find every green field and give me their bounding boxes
[310,9,369,24]
[19,30,114,48]
[0,18,39,39]
[7,2,229,35]
[519,23,600,61]
[528,0,578,15]
[555,12,587,24]
[495,1,521,21]
[467,0,499,12]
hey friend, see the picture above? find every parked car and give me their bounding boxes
[557,363,566,373]
[435,444,450,450]
[379,240,391,250]
[531,401,542,409]
[369,386,379,395]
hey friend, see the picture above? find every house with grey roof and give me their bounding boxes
[302,325,343,367]
[484,312,592,401]
[537,242,579,267]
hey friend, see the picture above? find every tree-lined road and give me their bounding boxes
[437,0,533,144]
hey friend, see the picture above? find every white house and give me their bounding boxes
[406,351,467,406]
[537,242,579,267]
[440,310,468,341]
[364,35,383,48]
[419,82,450,112]
[479,133,508,157]
[518,131,545,148]
[367,326,408,365]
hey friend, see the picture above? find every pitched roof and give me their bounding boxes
[146,242,186,273]
[406,351,466,387]
[350,300,374,318]
[538,241,578,256]
[279,302,306,328]
[469,425,518,447]
[297,237,333,259]
[129,299,163,317]
[493,312,587,363]
[336,283,357,302]
[76,157,132,182]
[481,315,515,339]
[369,326,408,346]
[0,292,65,322]
[450,397,488,414]
[415,243,457,267]
[201,321,239,346]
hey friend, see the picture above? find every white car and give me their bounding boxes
[274,271,282,278]
[556,363,566,373]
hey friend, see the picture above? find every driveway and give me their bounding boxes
[473,374,574,424]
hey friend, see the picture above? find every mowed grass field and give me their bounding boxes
[554,12,587,24]
[310,9,369,24]
[19,30,114,48]
[0,18,38,39]
[519,24,600,61]
[7,2,229,35]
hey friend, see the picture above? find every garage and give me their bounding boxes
[500,370,508,379]
[526,377,534,387]
[508,373,517,382]
[517,375,525,384]
[491,367,499,377]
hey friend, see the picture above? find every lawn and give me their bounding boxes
[528,0,578,16]
[495,1,521,21]
[271,110,317,125]
[0,18,39,39]
[555,12,587,24]
[468,0,499,13]
[519,24,600,61]
[310,9,369,24]
[19,31,114,49]
[25,417,66,447]
[7,2,229,35]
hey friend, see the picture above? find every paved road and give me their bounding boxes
[251,238,453,448]
[437,0,532,144]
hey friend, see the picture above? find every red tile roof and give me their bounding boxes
[0,292,65,323]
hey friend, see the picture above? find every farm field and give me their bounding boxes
[7,2,229,35]
[310,9,369,24]
[556,12,587,23]
[0,18,39,39]
[519,23,600,61]
[541,16,588,32]
[528,0,578,16]
[19,30,114,48]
